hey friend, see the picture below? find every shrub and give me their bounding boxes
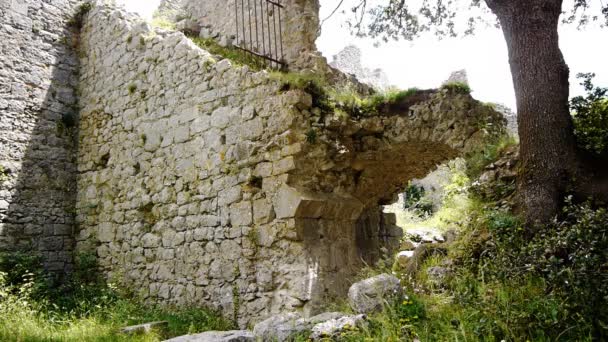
[571,73,608,156]
[441,82,471,95]
[401,183,434,217]
[305,129,318,144]
[331,87,423,118]
[468,199,608,340]
[465,135,518,178]
[128,83,137,95]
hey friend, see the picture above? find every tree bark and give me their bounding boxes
[486,0,581,227]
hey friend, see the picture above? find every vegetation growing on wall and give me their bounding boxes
[67,2,93,30]
[269,70,438,119]
[187,35,267,71]
[440,81,472,95]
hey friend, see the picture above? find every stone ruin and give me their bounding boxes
[330,45,390,91]
[0,0,506,327]
[156,0,323,70]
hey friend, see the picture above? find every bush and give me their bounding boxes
[466,199,608,340]
[401,183,434,218]
[571,73,608,156]
[465,135,518,178]
[441,82,471,95]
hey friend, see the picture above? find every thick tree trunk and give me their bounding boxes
[487,0,580,227]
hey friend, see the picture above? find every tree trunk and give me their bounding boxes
[486,0,580,227]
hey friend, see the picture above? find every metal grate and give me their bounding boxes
[234,0,286,70]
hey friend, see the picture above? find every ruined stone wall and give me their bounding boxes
[75,2,504,327]
[76,3,334,327]
[0,0,507,328]
[0,0,82,272]
[161,0,321,69]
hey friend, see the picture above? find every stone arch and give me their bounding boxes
[276,89,505,314]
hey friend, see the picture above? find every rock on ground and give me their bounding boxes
[309,314,367,340]
[252,312,348,341]
[252,312,308,342]
[120,321,168,334]
[348,274,402,314]
[163,330,253,342]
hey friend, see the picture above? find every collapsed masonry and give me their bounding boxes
[0,0,506,327]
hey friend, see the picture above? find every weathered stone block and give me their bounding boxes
[230,201,252,227]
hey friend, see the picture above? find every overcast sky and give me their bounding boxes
[118,0,607,110]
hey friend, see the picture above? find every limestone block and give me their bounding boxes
[98,222,115,242]
[230,201,252,227]
[252,312,307,342]
[218,186,242,207]
[253,162,272,178]
[272,157,295,175]
[210,106,238,129]
[164,330,253,342]
[142,233,160,248]
[273,185,301,219]
[348,274,402,314]
[252,198,274,224]
[309,314,367,340]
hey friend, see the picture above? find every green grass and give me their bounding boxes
[465,134,518,178]
[150,17,176,31]
[0,253,233,342]
[368,135,601,341]
[188,35,266,71]
[441,82,472,95]
[329,87,423,118]
[0,296,233,341]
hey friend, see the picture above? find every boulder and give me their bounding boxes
[252,312,308,342]
[252,312,349,341]
[348,273,402,314]
[164,330,253,342]
[407,228,445,243]
[308,312,349,324]
[395,250,415,269]
[310,314,367,340]
[400,240,416,251]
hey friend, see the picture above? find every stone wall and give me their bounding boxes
[77,3,334,327]
[75,4,505,328]
[158,0,322,70]
[330,45,390,90]
[0,0,506,327]
[0,0,82,273]
[75,4,505,327]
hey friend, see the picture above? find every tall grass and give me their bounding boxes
[0,253,232,341]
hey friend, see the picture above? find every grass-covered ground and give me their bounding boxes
[3,139,606,342]
[0,253,233,341]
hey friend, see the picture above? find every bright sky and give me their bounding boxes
[118,0,607,110]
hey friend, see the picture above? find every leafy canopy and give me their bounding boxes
[571,73,608,155]
[341,0,608,42]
